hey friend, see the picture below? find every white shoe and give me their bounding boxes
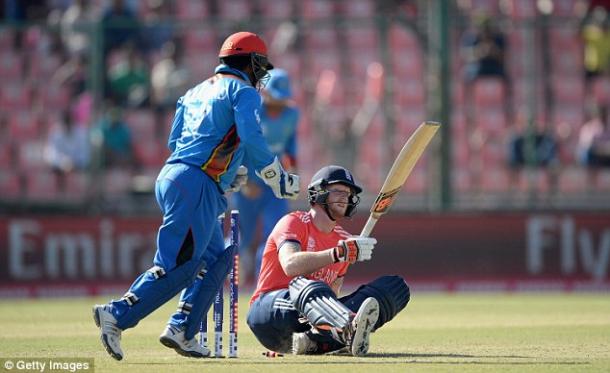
[92,305,124,361]
[292,332,318,355]
[159,324,210,358]
[349,297,379,357]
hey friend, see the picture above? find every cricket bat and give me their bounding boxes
[360,121,441,237]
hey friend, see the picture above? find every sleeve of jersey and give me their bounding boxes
[337,262,349,277]
[167,100,185,152]
[272,214,307,252]
[285,108,299,165]
[232,87,275,170]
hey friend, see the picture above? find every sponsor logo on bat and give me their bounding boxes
[371,187,401,213]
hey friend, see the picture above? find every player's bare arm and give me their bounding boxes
[277,240,335,277]
[330,276,344,295]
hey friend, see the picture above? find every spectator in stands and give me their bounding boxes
[461,15,507,83]
[4,0,48,21]
[508,122,558,169]
[582,7,610,82]
[50,52,94,130]
[150,40,190,111]
[581,0,610,28]
[101,0,139,56]
[93,103,135,169]
[107,45,150,107]
[461,15,510,125]
[4,0,49,48]
[58,0,97,57]
[44,110,90,189]
[71,84,94,129]
[138,0,174,56]
[53,54,88,92]
[578,105,610,167]
[507,116,559,194]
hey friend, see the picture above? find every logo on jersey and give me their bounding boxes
[306,236,316,252]
[310,268,339,284]
[254,109,261,123]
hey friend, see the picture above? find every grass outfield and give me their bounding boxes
[0,293,609,372]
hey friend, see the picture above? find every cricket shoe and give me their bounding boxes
[293,330,351,355]
[347,297,379,357]
[159,324,210,358]
[92,304,124,361]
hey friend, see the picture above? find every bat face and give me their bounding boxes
[360,121,440,237]
[371,121,440,215]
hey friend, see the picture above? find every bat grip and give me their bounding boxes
[360,216,378,237]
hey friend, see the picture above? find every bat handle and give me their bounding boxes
[360,215,378,237]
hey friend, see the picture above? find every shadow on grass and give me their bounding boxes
[126,353,590,366]
[367,353,499,358]
[402,361,590,366]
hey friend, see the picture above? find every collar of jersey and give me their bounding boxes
[214,64,251,85]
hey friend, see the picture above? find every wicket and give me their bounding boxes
[228,210,239,358]
[199,210,240,358]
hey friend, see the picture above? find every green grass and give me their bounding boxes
[0,293,609,372]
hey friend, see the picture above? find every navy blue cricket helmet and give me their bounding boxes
[307,165,362,218]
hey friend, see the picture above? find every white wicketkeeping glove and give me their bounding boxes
[227,165,248,193]
[256,157,300,200]
[332,236,377,264]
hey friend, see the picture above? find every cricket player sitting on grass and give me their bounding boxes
[92,31,300,361]
[247,165,410,356]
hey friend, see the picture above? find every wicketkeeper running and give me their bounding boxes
[92,31,300,361]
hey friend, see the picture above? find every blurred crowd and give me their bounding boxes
[0,0,609,212]
[455,0,610,198]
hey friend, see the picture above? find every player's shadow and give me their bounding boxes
[362,352,589,366]
[130,353,589,366]
[366,352,526,358]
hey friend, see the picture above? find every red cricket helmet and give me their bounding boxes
[218,31,274,70]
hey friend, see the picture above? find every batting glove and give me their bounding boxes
[332,237,377,264]
[227,165,248,193]
[257,157,300,200]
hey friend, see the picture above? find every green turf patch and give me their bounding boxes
[0,293,608,372]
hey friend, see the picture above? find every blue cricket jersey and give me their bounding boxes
[244,104,299,183]
[166,65,276,191]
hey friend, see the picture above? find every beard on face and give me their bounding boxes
[327,201,347,220]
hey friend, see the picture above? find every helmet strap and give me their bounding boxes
[323,203,336,222]
[310,189,336,221]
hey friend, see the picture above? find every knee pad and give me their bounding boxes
[182,244,237,339]
[201,244,237,286]
[371,275,410,311]
[141,260,204,298]
[289,276,351,330]
[114,259,204,330]
[342,275,410,330]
